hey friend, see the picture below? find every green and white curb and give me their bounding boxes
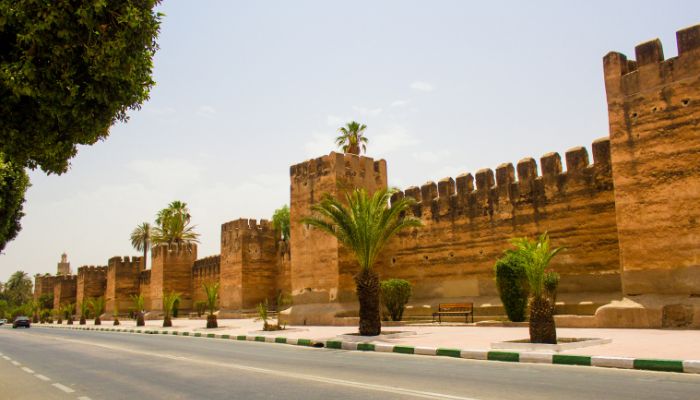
[34,324,700,374]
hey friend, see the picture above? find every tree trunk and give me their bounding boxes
[355,268,381,336]
[347,144,360,155]
[143,247,148,269]
[94,317,101,325]
[67,317,73,325]
[163,316,172,327]
[80,317,86,325]
[207,314,218,329]
[529,295,557,344]
[136,313,145,327]
[113,318,120,326]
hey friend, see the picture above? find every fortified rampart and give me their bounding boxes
[32,24,700,329]
[105,256,144,314]
[76,266,107,310]
[192,255,220,305]
[220,219,279,313]
[149,244,197,313]
[34,274,59,301]
[53,274,77,309]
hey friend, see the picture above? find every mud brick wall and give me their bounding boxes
[53,275,77,309]
[378,138,621,302]
[192,255,220,305]
[289,152,388,312]
[150,244,197,311]
[105,256,144,314]
[34,274,58,301]
[139,270,152,310]
[220,219,278,310]
[604,24,700,296]
[76,266,107,310]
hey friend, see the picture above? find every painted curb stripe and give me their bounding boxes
[436,348,461,358]
[634,359,684,373]
[487,351,519,362]
[553,354,591,366]
[34,324,699,375]
[393,346,415,355]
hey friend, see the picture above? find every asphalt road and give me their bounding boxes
[0,326,698,400]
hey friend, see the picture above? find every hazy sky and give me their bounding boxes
[2,1,699,281]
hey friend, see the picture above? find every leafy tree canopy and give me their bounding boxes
[3,270,32,306]
[0,0,163,174]
[0,154,29,252]
[272,205,290,241]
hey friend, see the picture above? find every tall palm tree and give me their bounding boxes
[162,291,180,328]
[5,270,32,306]
[203,281,219,329]
[130,222,152,269]
[510,232,563,344]
[152,201,199,247]
[89,297,106,325]
[335,121,368,155]
[302,188,421,336]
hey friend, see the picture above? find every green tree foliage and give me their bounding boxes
[152,201,199,247]
[303,188,421,336]
[335,121,368,155]
[79,299,90,325]
[380,279,412,321]
[130,222,152,268]
[130,293,145,326]
[0,0,162,174]
[494,251,529,322]
[203,281,219,329]
[509,232,563,344]
[0,299,8,319]
[162,291,180,328]
[0,155,29,252]
[89,296,105,325]
[271,205,290,241]
[3,270,32,306]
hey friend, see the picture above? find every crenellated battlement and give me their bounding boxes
[77,265,108,278]
[192,255,221,277]
[107,255,143,272]
[151,243,197,259]
[57,274,77,282]
[392,137,612,219]
[290,152,387,185]
[222,218,272,234]
[604,24,700,99]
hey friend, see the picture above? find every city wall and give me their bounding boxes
[105,256,144,314]
[76,265,107,310]
[32,24,700,329]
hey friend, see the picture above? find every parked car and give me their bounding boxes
[12,316,31,329]
[0,318,7,326]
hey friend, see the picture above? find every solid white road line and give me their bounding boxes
[52,383,75,393]
[21,367,35,373]
[35,374,51,381]
[20,331,481,400]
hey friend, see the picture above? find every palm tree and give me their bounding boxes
[162,291,180,328]
[510,232,563,344]
[79,299,89,325]
[62,303,75,325]
[5,271,33,306]
[302,188,421,336]
[335,121,368,155]
[89,297,106,325]
[131,294,145,326]
[152,201,199,247]
[130,222,152,269]
[203,281,219,329]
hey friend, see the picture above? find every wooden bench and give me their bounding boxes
[432,303,474,323]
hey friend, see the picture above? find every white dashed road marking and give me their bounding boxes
[35,374,51,381]
[2,355,11,360]
[22,367,35,373]
[52,383,75,393]
[78,397,92,400]
[11,360,20,366]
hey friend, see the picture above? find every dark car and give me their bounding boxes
[12,316,30,329]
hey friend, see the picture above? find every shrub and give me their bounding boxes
[195,301,206,318]
[494,250,529,322]
[380,279,412,321]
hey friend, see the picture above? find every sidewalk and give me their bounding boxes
[39,318,700,361]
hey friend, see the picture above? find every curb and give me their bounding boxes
[33,324,699,375]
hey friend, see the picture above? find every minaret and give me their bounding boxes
[57,252,71,276]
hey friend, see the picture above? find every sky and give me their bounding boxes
[1,0,699,282]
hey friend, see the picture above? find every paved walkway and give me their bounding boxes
[49,318,700,360]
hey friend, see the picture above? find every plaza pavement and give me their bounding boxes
[39,317,700,360]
